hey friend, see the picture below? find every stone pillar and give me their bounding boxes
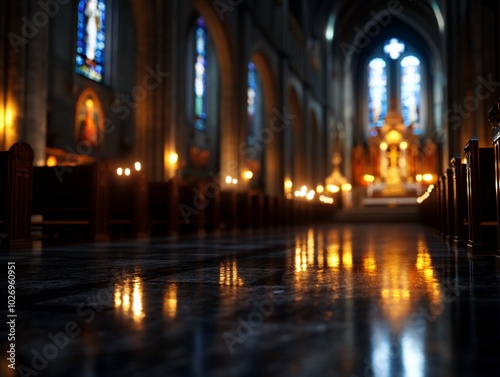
[1,0,48,164]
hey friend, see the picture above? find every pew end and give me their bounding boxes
[0,143,34,250]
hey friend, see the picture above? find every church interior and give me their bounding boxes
[1,0,500,376]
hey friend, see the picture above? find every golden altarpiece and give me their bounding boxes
[362,105,424,198]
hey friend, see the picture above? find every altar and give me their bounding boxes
[366,105,420,198]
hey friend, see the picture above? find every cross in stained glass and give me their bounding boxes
[384,38,405,60]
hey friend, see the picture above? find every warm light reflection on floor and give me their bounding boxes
[219,259,244,287]
[289,227,444,377]
[163,284,178,319]
[363,251,377,273]
[114,276,145,327]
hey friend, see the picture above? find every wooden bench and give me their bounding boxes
[178,181,205,233]
[464,139,497,256]
[220,190,238,231]
[274,196,285,227]
[200,180,220,232]
[0,143,33,249]
[493,126,500,259]
[149,179,179,236]
[32,162,109,241]
[450,157,468,245]
[236,192,251,229]
[109,170,149,239]
[438,170,455,240]
[437,174,447,237]
[263,195,275,228]
[249,192,264,228]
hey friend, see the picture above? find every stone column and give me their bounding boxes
[1,0,49,164]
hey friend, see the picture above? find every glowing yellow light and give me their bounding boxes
[163,284,178,319]
[5,106,14,128]
[225,176,232,184]
[380,142,388,151]
[342,249,353,269]
[364,174,375,183]
[285,179,293,190]
[122,288,131,312]
[125,168,131,176]
[117,167,123,176]
[219,260,244,286]
[169,153,179,165]
[316,185,324,193]
[363,255,377,272]
[416,174,423,182]
[134,162,142,171]
[341,183,352,192]
[423,173,433,182]
[114,288,122,307]
[462,157,467,164]
[400,141,408,150]
[387,130,402,143]
[327,184,340,193]
[327,245,340,268]
[306,190,315,201]
[132,278,144,323]
[46,156,57,167]
[232,178,238,185]
[242,170,253,180]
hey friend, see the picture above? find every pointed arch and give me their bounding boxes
[250,51,280,195]
[193,0,237,181]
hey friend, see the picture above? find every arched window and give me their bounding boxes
[193,17,208,131]
[368,58,388,130]
[367,39,423,135]
[401,55,421,133]
[76,0,107,82]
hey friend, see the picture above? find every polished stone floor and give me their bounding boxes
[1,223,500,377]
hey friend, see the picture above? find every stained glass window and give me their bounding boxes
[401,55,421,132]
[194,18,208,131]
[76,0,106,82]
[247,62,259,145]
[368,58,388,129]
[383,38,405,60]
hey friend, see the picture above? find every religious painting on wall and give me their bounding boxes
[76,0,106,82]
[75,89,105,148]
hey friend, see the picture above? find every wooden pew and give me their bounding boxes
[437,174,447,237]
[444,168,455,240]
[236,192,251,229]
[464,139,497,256]
[275,196,285,227]
[32,162,109,241]
[249,192,264,228]
[450,157,468,245]
[109,170,149,239]
[0,143,33,249]
[220,190,237,231]
[494,126,500,260]
[263,195,274,228]
[200,180,220,232]
[178,181,205,234]
[148,179,179,236]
